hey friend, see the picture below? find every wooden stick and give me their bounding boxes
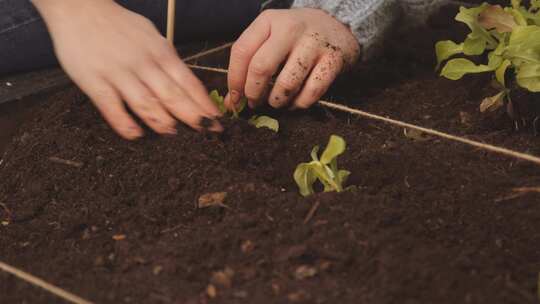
[48,157,84,168]
[184,42,234,63]
[166,0,176,44]
[0,261,93,304]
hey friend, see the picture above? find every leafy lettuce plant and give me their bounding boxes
[294,135,350,197]
[209,90,279,132]
[436,1,540,112]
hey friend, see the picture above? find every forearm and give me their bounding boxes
[31,0,112,20]
[292,0,400,59]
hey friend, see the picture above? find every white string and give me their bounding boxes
[0,261,94,304]
[186,64,540,166]
[184,42,234,63]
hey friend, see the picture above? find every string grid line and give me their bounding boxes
[185,62,540,166]
[0,261,94,304]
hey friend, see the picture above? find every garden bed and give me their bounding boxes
[1,5,540,304]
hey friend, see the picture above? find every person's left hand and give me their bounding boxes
[224,8,360,110]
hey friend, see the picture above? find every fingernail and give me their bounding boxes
[199,117,223,133]
[166,126,178,135]
[210,120,224,133]
[199,117,214,131]
[229,90,240,105]
[127,126,143,138]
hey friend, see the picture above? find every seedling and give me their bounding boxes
[248,115,279,132]
[209,90,246,118]
[294,135,351,197]
[209,90,279,132]
[435,1,540,112]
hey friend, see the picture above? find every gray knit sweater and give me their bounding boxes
[292,0,452,58]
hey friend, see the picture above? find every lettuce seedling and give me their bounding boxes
[248,115,279,132]
[435,1,540,112]
[294,135,350,197]
[209,90,279,132]
[209,90,247,118]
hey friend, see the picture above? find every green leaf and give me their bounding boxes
[294,163,317,197]
[320,135,346,165]
[311,163,339,192]
[463,35,487,55]
[506,26,540,64]
[508,7,529,26]
[496,59,512,86]
[237,97,247,112]
[232,97,248,118]
[516,62,540,92]
[435,40,464,68]
[209,90,226,114]
[337,170,351,187]
[455,4,498,49]
[531,0,540,11]
[248,115,279,132]
[509,25,540,45]
[440,58,495,80]
[310,146,320,162]
[488,51,503,69]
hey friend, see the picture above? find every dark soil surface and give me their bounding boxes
[1,4,540,304]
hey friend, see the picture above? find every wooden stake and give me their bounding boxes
[0,261,93,304]
[166,0,176,44]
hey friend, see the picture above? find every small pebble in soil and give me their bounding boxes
[5,82,12,87]
[112,234,126,241]
[271,282,281,295]
[81,228,91,240]
[287,290,311,302]
[1,221,9,226]
[198,192,228,209]
[94,256,105,267]
[206,284,217,299]
[241,240,255,254]
[233,291,248,298]
[210,267,234,288]
[153,265,163,275]
[294,265,318,280]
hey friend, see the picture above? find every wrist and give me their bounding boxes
[31,0,113,20]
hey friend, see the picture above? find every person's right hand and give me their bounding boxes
[32,0,222,140]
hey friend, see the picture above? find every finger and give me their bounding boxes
[140,61,222,132]
[243,31,300,107]
[268,40,320,108]
[291,52,343,110]
[81,77,143,140]
[225,12,272,108]
[152,40,222,118]
[111,71,178,135]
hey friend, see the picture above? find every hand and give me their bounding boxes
[32,0,222,140]
[225,8,360,111]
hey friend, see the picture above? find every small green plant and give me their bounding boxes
[435,1,540,112]
[209,90,279,132]
[294,135,351,197]
[248,115,279,132]
[209,90,246,118]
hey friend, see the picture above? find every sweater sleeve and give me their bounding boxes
[291,0,400,59]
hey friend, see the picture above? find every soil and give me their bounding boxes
[1,4,540,304]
